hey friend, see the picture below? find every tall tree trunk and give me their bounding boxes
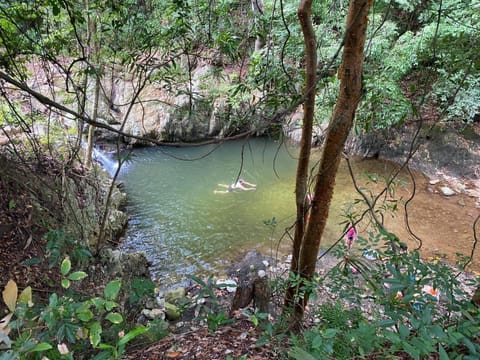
[284,0,372,325]
[84,74,100,168]
[83,0,101,169]
[284,0,316,318]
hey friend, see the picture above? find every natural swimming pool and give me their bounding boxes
[111,137,479,286]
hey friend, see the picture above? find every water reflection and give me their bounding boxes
[115,138,479,285]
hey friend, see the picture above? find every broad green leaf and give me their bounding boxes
[61,278,71,289]
[104,300,118,311]
[76,308,94,322]
[49,293,58,307]
[91,297,105,310]
[323,328,338,339]
[104,280,121,301]
[68,271,88,281]
[97,343,115,350]
[105,312,123,324]
[118,326,148,347]
[89,322,102,347]
[2,280,17,312]
[60,258,71,276]
[31,342,53,352]
[18,286,33,307]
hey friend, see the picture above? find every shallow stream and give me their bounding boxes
[112,138,479,286]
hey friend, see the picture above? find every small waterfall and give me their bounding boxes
[92,146,119,176]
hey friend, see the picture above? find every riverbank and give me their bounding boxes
[0,149,129,304]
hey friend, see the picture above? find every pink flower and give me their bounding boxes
[345,225,357,249]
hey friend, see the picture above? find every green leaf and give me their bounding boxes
[76,308,94,322]
[68,271,88,281]
[104,300,118,311]
[398,323,410,340]
[289,346,318,360]
[378,319,396,328]
[21,257,42,266]
[93,350,114,360]
[48,293,58,307]
[461,337,477,354]
[438,344,449,360]
[403,342,420,360]
[117,326,148,347]
[89,322,102,347]
[8,199,15,209]
[430,325,446,340]
[60,258,71,276]
[188,274,206,287]
[31,342,53,352]
[104,280,121,301]
[0,332,13,348]
[91,297,105,310]
[383,330,401,344]
[105,312,123,324]
[18,286,33,307]
[61,278,71,289]
[323,328,338,339]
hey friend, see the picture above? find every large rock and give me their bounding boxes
[164,302,181,321]
[101,249,151,280]
[164,287,186,305]
[345,123,480,190]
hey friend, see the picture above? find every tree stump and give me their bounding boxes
[228,251,271,316]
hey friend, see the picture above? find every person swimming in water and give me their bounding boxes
[214,179,256,194]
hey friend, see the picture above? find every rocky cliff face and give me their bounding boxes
[89,60,251,144]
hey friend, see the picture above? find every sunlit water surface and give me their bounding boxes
[114,138,479,286]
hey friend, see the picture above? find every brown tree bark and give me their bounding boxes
[284,0,373,325]
[283,0,316,319]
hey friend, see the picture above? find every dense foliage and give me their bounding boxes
[1,0,479,135]
[1,0,479,358]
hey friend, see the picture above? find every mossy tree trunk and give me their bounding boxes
[284,0,373,326]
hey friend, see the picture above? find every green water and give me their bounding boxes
[116,137,480,285]
[118,138,349,284]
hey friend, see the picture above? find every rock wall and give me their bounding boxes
[344,122,480,200]
[90,61,251,144]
